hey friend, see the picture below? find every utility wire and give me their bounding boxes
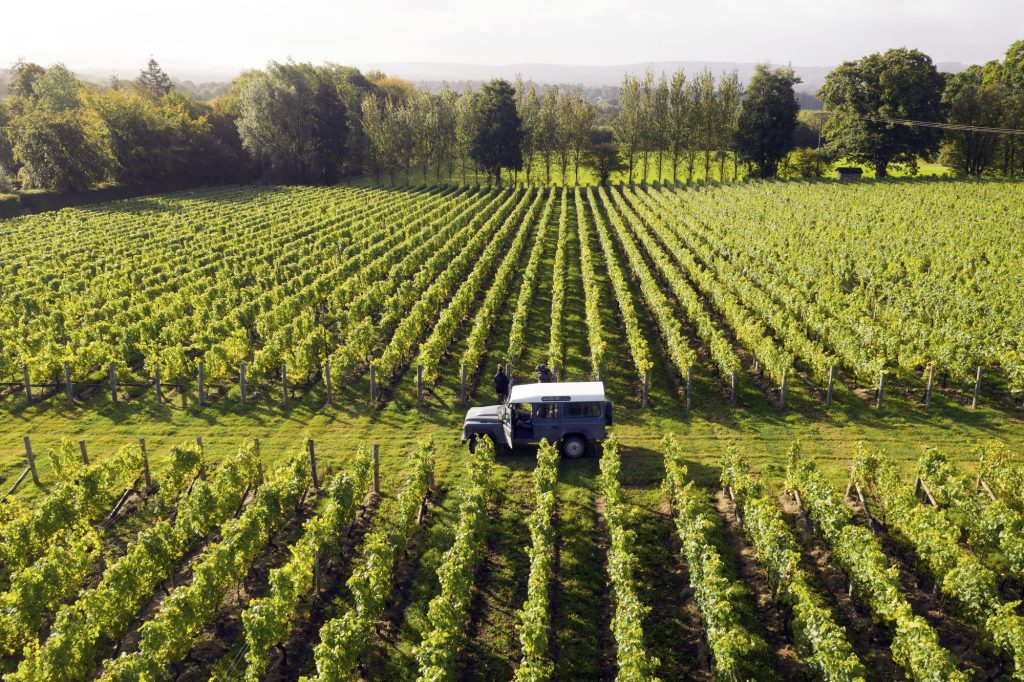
[821,110,1024,136]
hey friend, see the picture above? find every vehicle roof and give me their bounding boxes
[508,381,606,403]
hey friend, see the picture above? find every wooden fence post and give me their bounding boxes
[240,363,247,405]
[24,436,39,486]
[198,360,206,407]
[416,364,423,406]
[369,365,377,404]
[281,364,288,406]
[307,439,318,491]
[685,366,693,410]
[79,439,89,465]
[971,366,982,409]
[460,364,467,404]
[779,371,788,411]
[730,371,739,407]
[64,363,73,403]
[154,367,162,405]
[138,438,152,492]
[372,443,380,494]
[109,362,118,404]
[324,360,333,407]
[23,365,32,404]
[826,365,835,405]
[641,369,650,408]
[876,372,885,409]
[925,364,935,409]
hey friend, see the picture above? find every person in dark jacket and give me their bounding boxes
[536,363,554,383]
[494,365,510,403]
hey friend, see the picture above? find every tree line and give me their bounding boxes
[1,40,1021,194]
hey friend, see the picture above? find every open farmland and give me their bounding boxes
[2,179,1024,681]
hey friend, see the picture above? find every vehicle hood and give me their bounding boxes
[464,405,502,422]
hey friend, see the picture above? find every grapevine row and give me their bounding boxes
[413,436,494,681]
[513,438,560,681]
[239,447,373,681]
[853,444,1024,678]
[599,433,661,680]
[586,188,653,385]
[308,442,435,680]
[9,441,261,682]
[547,188,569,375]
[786,445,967,681]
[721,448,866,681]
[661,434,775,680]
[574,186,606,375]
[507,190,557,375]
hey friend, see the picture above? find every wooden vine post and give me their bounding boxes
[730,371,739,407]
[826,365,835,405]
[24,436,39,487]
[641,369,650,408]
[198,360,206,407]
[324,360,333,407]
[22,365,32,404]
[460,364,467,404]
[64,362,73,403]
[109,362,118,404]
[307,439,318,491]
[372,443,380,495]
[685,366,693,411]
[924,364,935,409]
[779,371,788,411]
[154,367,163,405]
[875,371,885,408]
[281,364,288,406]
[239,362,247,404]
[416,364,424,407]
[79,439,89,465]
[139,437,152,492]
[369,365,377,404]
[971,366,982,409]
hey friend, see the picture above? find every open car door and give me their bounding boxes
[501,405,514,450]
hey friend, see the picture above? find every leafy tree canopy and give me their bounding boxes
[735,64,801,178]
[469,79,523,185]
[819,48,944,177]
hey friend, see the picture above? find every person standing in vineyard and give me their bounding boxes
[536,363,554,383]
[494,365,510,403]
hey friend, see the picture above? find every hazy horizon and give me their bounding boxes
[2,0,1019,82]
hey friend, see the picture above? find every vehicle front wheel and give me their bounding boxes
[561,435,587,459]
[467,435,477,454]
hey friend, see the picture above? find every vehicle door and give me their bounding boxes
[532,402,562,444]
[501,405,514,449]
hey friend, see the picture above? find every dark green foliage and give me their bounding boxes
[235,61,349,185]
[735,64,801,178]
[940,66,1006,176]
[584,142,627,185]
[470,79,523,186]
[819,48,945,178]
[10,109,109,192]
[137,57,174,98]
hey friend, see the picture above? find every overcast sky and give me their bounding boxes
[3,0,1020,77]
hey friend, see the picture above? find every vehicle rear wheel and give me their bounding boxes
[562,435,587,459]
[467,435,477,454]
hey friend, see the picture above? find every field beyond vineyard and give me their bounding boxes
[2,179,1024,681]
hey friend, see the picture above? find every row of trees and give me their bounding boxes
[0,59,251,192]
[821,41,1024,178]
[2,41,1022,193]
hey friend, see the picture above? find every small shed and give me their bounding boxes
[836,166,864,181]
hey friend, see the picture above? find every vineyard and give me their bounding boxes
[1,429,1024,680]
[1,178,1024,680]
[0,180,1022,412]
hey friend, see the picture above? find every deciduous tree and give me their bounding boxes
[735,64,800,178]
[819,48,944,178]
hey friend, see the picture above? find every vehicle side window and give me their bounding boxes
[535,403,559,419]
[565,401,602,418]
